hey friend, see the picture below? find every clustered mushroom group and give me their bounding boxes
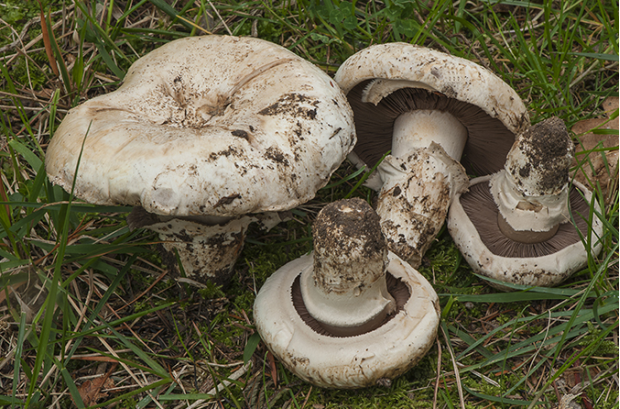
[46,36,606,389]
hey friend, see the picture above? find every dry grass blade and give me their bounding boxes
[441,324,466,409]
[432,336,442,409]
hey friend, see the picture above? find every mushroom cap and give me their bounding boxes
[253,252,440,388]
[46,35,356,217]
[334,43,530,176]
[447,175,604,289]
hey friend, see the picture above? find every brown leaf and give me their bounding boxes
[572,97,619,204]
[602,96,619,114]
[267,351,278,389]
[77,377,111,406]
[75,363,117,406]
[37,1,59,76]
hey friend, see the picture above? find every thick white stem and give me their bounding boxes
[300,263,395,336]
[490,170,569,234]
[299,199,396,336]
[146,212,285,286]
[392,110,468,161]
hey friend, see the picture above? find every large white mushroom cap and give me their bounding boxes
[335,42,530,179]
[46,36,356,217]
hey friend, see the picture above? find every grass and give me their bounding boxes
[0,0,618,408]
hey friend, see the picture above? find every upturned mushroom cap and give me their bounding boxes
[46,35,356,217]
[447,176,603,289]
[334,42,530,179]
[447,118,604,289]
[254,199,440,388]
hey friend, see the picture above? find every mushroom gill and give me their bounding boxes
[291,272,411,338]
[347,83,519,176]
[460,182,592,258]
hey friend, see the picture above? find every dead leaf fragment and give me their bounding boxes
[75,363,117,406]
[572,96,619,204]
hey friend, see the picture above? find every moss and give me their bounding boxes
[577,322,619,356]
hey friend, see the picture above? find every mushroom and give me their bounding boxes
[46,35,356,286]
[334,43,530,267]
[447,117,604,289]
[253,198,440,388]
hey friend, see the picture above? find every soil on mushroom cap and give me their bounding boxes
[258,93,319,119]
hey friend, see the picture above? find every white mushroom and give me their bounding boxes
[254,198,440,388]
[334,43,530,267]
[46,35,356,286]
[447,117,604,289]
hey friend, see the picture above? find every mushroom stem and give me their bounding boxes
[490,170,569,243]
[375,143,469,267]
[489,117,573,243]
[392,109,468,161]
[128,207,286,286]
[147,216,253,286]
[299,198,396,337]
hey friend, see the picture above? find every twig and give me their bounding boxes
[182,362,251,409]
[206,0,232,35]
[301,385,312,409]
[0,19,36,54]
[440,325,466,409]
[433,336,442,409]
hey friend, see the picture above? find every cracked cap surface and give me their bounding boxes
[46,35,356,217]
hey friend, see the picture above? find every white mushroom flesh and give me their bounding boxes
[376,143,469,267]
[392,109,468,160]
[361,78,437,105]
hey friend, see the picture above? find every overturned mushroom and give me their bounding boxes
[254,198,439,388]
[447,117,604,289]
[334,43,530,267]
[46,35,355,286]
